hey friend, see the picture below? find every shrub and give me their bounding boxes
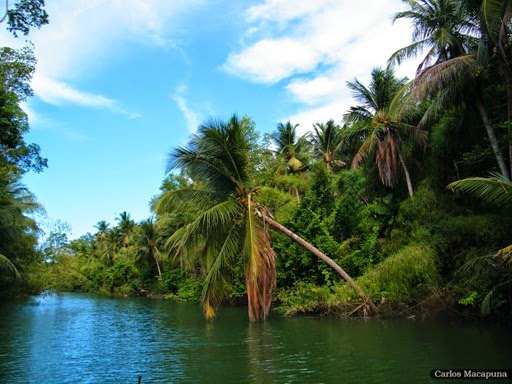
[339,245,440,302]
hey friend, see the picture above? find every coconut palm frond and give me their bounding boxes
[346,78,378,111]
[201,225,242,319]
[388,38,431,66]
[187,200,241,237]
[414,54,477,98]
[169,144,238,195]
[447,172,512,204]
[480,288,494,316]
[351,126,380,168]
[343,106,373,125]
[481,0,505,37]
[0,253,20,278]
[152,188,214,214]
[498,245,512,268]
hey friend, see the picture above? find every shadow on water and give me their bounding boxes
[0,292,510,383]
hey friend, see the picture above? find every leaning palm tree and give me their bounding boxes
[154,114,376,322]
[343,65,425,197]
[311,120,346,173]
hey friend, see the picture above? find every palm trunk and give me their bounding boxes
[505,72,512,178]
[153,254,162,277]
[499,7,512,179]
[476,98,510,180]
[260,212,378,316]
[399,153,414,197]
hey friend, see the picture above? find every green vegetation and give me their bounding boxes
[1,0,511,322]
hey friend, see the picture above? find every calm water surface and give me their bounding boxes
[0,292,510,383]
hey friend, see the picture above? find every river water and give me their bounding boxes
[0,292,510,383]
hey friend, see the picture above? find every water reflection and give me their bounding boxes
[0,293,510,384]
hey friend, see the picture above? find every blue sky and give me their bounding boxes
[0,0,417,239]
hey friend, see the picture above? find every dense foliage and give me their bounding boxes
[2,0,511,322]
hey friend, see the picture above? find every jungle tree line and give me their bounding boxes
[0,0,48,297]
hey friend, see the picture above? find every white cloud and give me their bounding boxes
[284,100,351,138]
[247,0,327,23]
[31,74,141,119]
[224,38,322,83]
[30,0,205,80]
[172,85,202,133]
[223,0,418,130]
[0,0,205,112]
[20,100,90,141]
[33,75,114,108]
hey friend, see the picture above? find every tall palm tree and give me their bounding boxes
[343,65,425,197]
[394,0,511,179]
[311,120,346,173]
[116,211,135,248]
[154,115,376,322]
[389,0,476,73]
[477,0,512,174]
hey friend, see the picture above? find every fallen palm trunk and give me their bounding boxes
[260,211,378,316]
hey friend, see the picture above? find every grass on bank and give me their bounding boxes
[276,244,440,316]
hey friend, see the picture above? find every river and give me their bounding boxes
[0,292,510,383]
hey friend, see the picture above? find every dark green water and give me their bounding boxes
[0,292,510,383]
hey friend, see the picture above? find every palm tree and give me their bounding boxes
[0,168,40,278]
[270,121,309,174]
[94,220,110,235]
[389,0,476,74]
[343,65,425,197]
[311,120,346,172]
[101,228,122,265]
[477,0,512,174]
[135,218,164,277]
[393,0,511,180]
[270,121,311,201]
[116,211,135,248]
[154,114,376,322]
